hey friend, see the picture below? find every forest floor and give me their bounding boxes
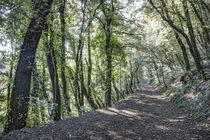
[2,85,210,140]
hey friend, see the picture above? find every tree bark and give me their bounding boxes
[102,0,115,107]
[6,0,53,132]
[105,30,112,107]
[160,62,167,88]
[152,59,161,85]
[174,32,191,71]
[129,62,134,93]
[7,43,14,112]
[73,0,87,115]
[190,0,210,58]
[86,27,98,110]
[79,61,84,114]
[183,0,205,79]
[39,62,50,122]
[59,0,71,116]
[45,16,61,121]
[31,62,40,125]
[113,80,120,102]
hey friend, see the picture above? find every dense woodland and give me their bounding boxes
[0,0,209,136]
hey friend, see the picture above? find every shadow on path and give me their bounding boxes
[3,85,210,140]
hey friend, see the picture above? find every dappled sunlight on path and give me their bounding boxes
[3,85,210,140]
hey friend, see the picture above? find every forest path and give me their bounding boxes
[3,85,210,140]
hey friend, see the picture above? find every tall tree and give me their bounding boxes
[7,40,14,111]
[59,0,71,116]
[182,0,204,77]
[73,0,87,115]
[148,0,206,79]
[44,16,61,121]
[6,0,53,132]
[86,27,98,109]
[101,0,115,107]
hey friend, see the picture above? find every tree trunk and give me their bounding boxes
[86,27,98,110]
[6,0,53,132]
[73,0,87,115]
[87,27,92,102]
[45,16,61,121]
[101,0,115,107]
[152,59,161,85]
[95,97,103,108]
[190,0,210,58]
[7,47,14,112]
[31,62,40,125]
[174,32,191,71]
[39,62,50,122]
[183,0,205,79]
[79,61,84,114]
[59,0,71,116]
[129,62,134,93]
[96,96,105,108]
[125,76,129,95]
[160,62,167,88]
[113,80,120,102]
[68,68,80,115]
[105,31,112,107]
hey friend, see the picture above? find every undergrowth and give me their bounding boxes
[161,71,210,120]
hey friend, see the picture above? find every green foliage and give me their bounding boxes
[0,0,209,135]
[163,70,210,120]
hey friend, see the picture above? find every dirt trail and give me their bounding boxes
[2,85,210,140]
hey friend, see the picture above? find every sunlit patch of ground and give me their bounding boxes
[2,85,209,140]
